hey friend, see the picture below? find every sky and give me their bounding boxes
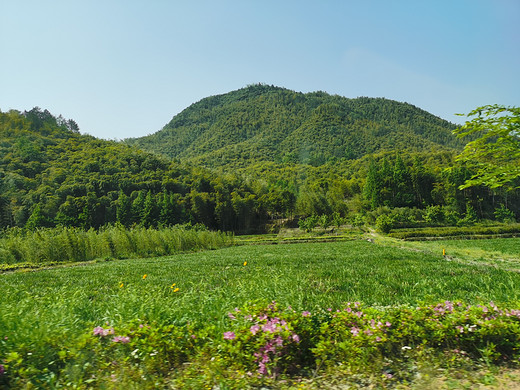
[1,0,519,140]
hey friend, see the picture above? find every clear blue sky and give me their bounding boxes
[1,0,519,140]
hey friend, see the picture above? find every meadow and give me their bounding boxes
[1,236,520,388]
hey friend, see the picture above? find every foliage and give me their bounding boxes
[454,105,520,189]
[2,300,520,388]
[127,84,462,168]
[376,214,396,233]
[0,225,233,265]
[2,239,520,387]
[2,106,520,235]
[387,224,520,240]
[494,205,516,223]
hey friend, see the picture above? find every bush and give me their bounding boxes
[376,214,396,233]
[494,205,516,223]
[424,205,445,224]
[3,301,520,388]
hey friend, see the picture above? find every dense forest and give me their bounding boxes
[126,84,464,168]
[1,88,519,234]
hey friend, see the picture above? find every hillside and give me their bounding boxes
[127,84,462,167]
[0,108,264,231]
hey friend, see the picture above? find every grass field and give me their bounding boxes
[1,237,520,388]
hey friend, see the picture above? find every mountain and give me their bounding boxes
[126,84,462,168]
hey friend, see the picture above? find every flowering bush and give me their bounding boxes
[1,301,519,388]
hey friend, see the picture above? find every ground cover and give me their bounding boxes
[1,239,519,388]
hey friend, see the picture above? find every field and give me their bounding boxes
[1,235,520,388]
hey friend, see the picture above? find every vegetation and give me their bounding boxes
[454,104,520,190]
[127,84,463,168]
[0,225,233,268]
[1,239,520,388]
[2,104,518,236]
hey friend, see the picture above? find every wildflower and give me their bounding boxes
[112,336,130,343]
[375,336,382,342]
[119,282,124,288]
[262,321,278,333]
[385,321,391,328]
[172,287,180,293]
[170,283,176,288]
[250,324,260,335]
[142,274,147,280]
[223,331,236,340]
[456,325,464,333]
[243,261,247,266]
[93,326,115,337]
[350,327,360,336]
[93,326,105,336]
[292,333,300,343]
[228,312,236,320]
[401,346,412,350]
[302,311,311,317]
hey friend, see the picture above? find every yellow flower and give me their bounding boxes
[173,287,180,293]
[142,274,147,280]
[243,261,247,266]
[170,283,176,289]
[119,282,124,288]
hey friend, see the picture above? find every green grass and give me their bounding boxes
[2,240,519,334]
[394,237,520,272]
[2,238,520,388]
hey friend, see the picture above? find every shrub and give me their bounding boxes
[424,205,445,224]
[494,205,516,223]
[376,214,395,233]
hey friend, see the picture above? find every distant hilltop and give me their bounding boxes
[126,84,462,168]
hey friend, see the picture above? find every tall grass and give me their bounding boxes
[0,225,234,265]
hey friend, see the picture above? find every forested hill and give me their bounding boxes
[126,84,462,167]
[0,108,261,230]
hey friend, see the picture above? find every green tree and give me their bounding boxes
[116,191,132,227]
[142,190,157,227]
[454,105,520,189]
[363,158,381,209]
[26,204,51,230]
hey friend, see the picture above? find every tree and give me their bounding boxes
[454,105,520,189]
[116,191,132,227]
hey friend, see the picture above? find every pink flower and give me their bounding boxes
[93,326,115,337]
[112,336,130,343]
[292,333,300,343]
[302,311,311,317]
[228,312,236,320]
[223,331,236,340]
[262,322,277,333]
[93,326,105,336]
[351,327,360,336]
[375,336,382,342]
[250,324,260,335]
[385,321,391,328]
